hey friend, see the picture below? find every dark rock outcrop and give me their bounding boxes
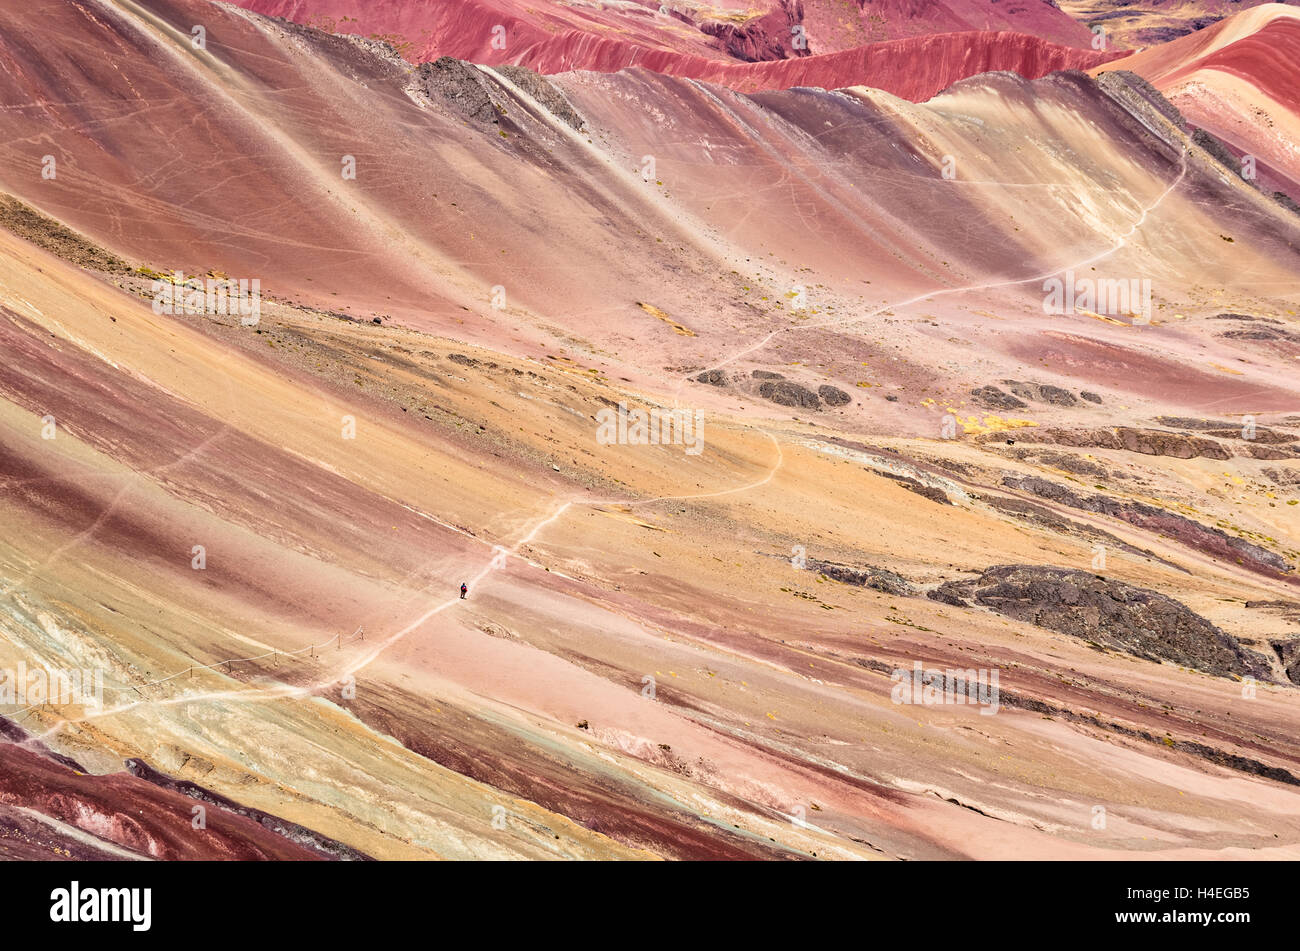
[0,195,131,274]
[818,384,851,407]
[1209,314,1287,326]
[126,759,373,861]
[759,380,820,409]
[809,559,915,596]
[1223,328,1292,341]
[894,475,951,505]
[970,385,1027,410]
[1002,474,1293,577]
[1002,447,1113,479]
[1264,467,1300,487]
[491,64,585,130]
[979,494,1174,567]
[1006,426,1232,460]
[410,57,505,126]
[929,565,1266,678]
[1005,380,1077,406]
[1271,640,1300,685]
[1154,418,1296,447]
[1193,127,1241,174]
[1155,415,1239,430]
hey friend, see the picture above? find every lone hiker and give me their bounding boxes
[460,582,468,600]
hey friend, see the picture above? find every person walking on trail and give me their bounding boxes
[460,582,468,600]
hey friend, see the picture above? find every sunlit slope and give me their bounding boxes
[1,0,1299,860]
[1097,5,1300,194]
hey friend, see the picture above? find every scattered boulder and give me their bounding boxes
[1223,328,1288,341]
[818,384,851,407]
[894,475,951,505]
[928,584,969,607]
[751,369,785,380]
[1247,599,1300,615]
[1003,447,1113,479]
[970,385,1026,410]
[1209,313,1280,323]
[1080,391,1103,404]
[1005,380,1077,406]
[1241,443,1298,461]
[809,560,915,596]
[695,369,727,387]
[1209,313,1300,342]
[1263,467,1300,487]
[759,380,820,409]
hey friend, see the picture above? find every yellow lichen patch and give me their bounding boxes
[1078,309,1129,325]
[545,354,600,378]
[1209,362,1245,375]
[959,415,1038,435]
[636,301,695,336]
